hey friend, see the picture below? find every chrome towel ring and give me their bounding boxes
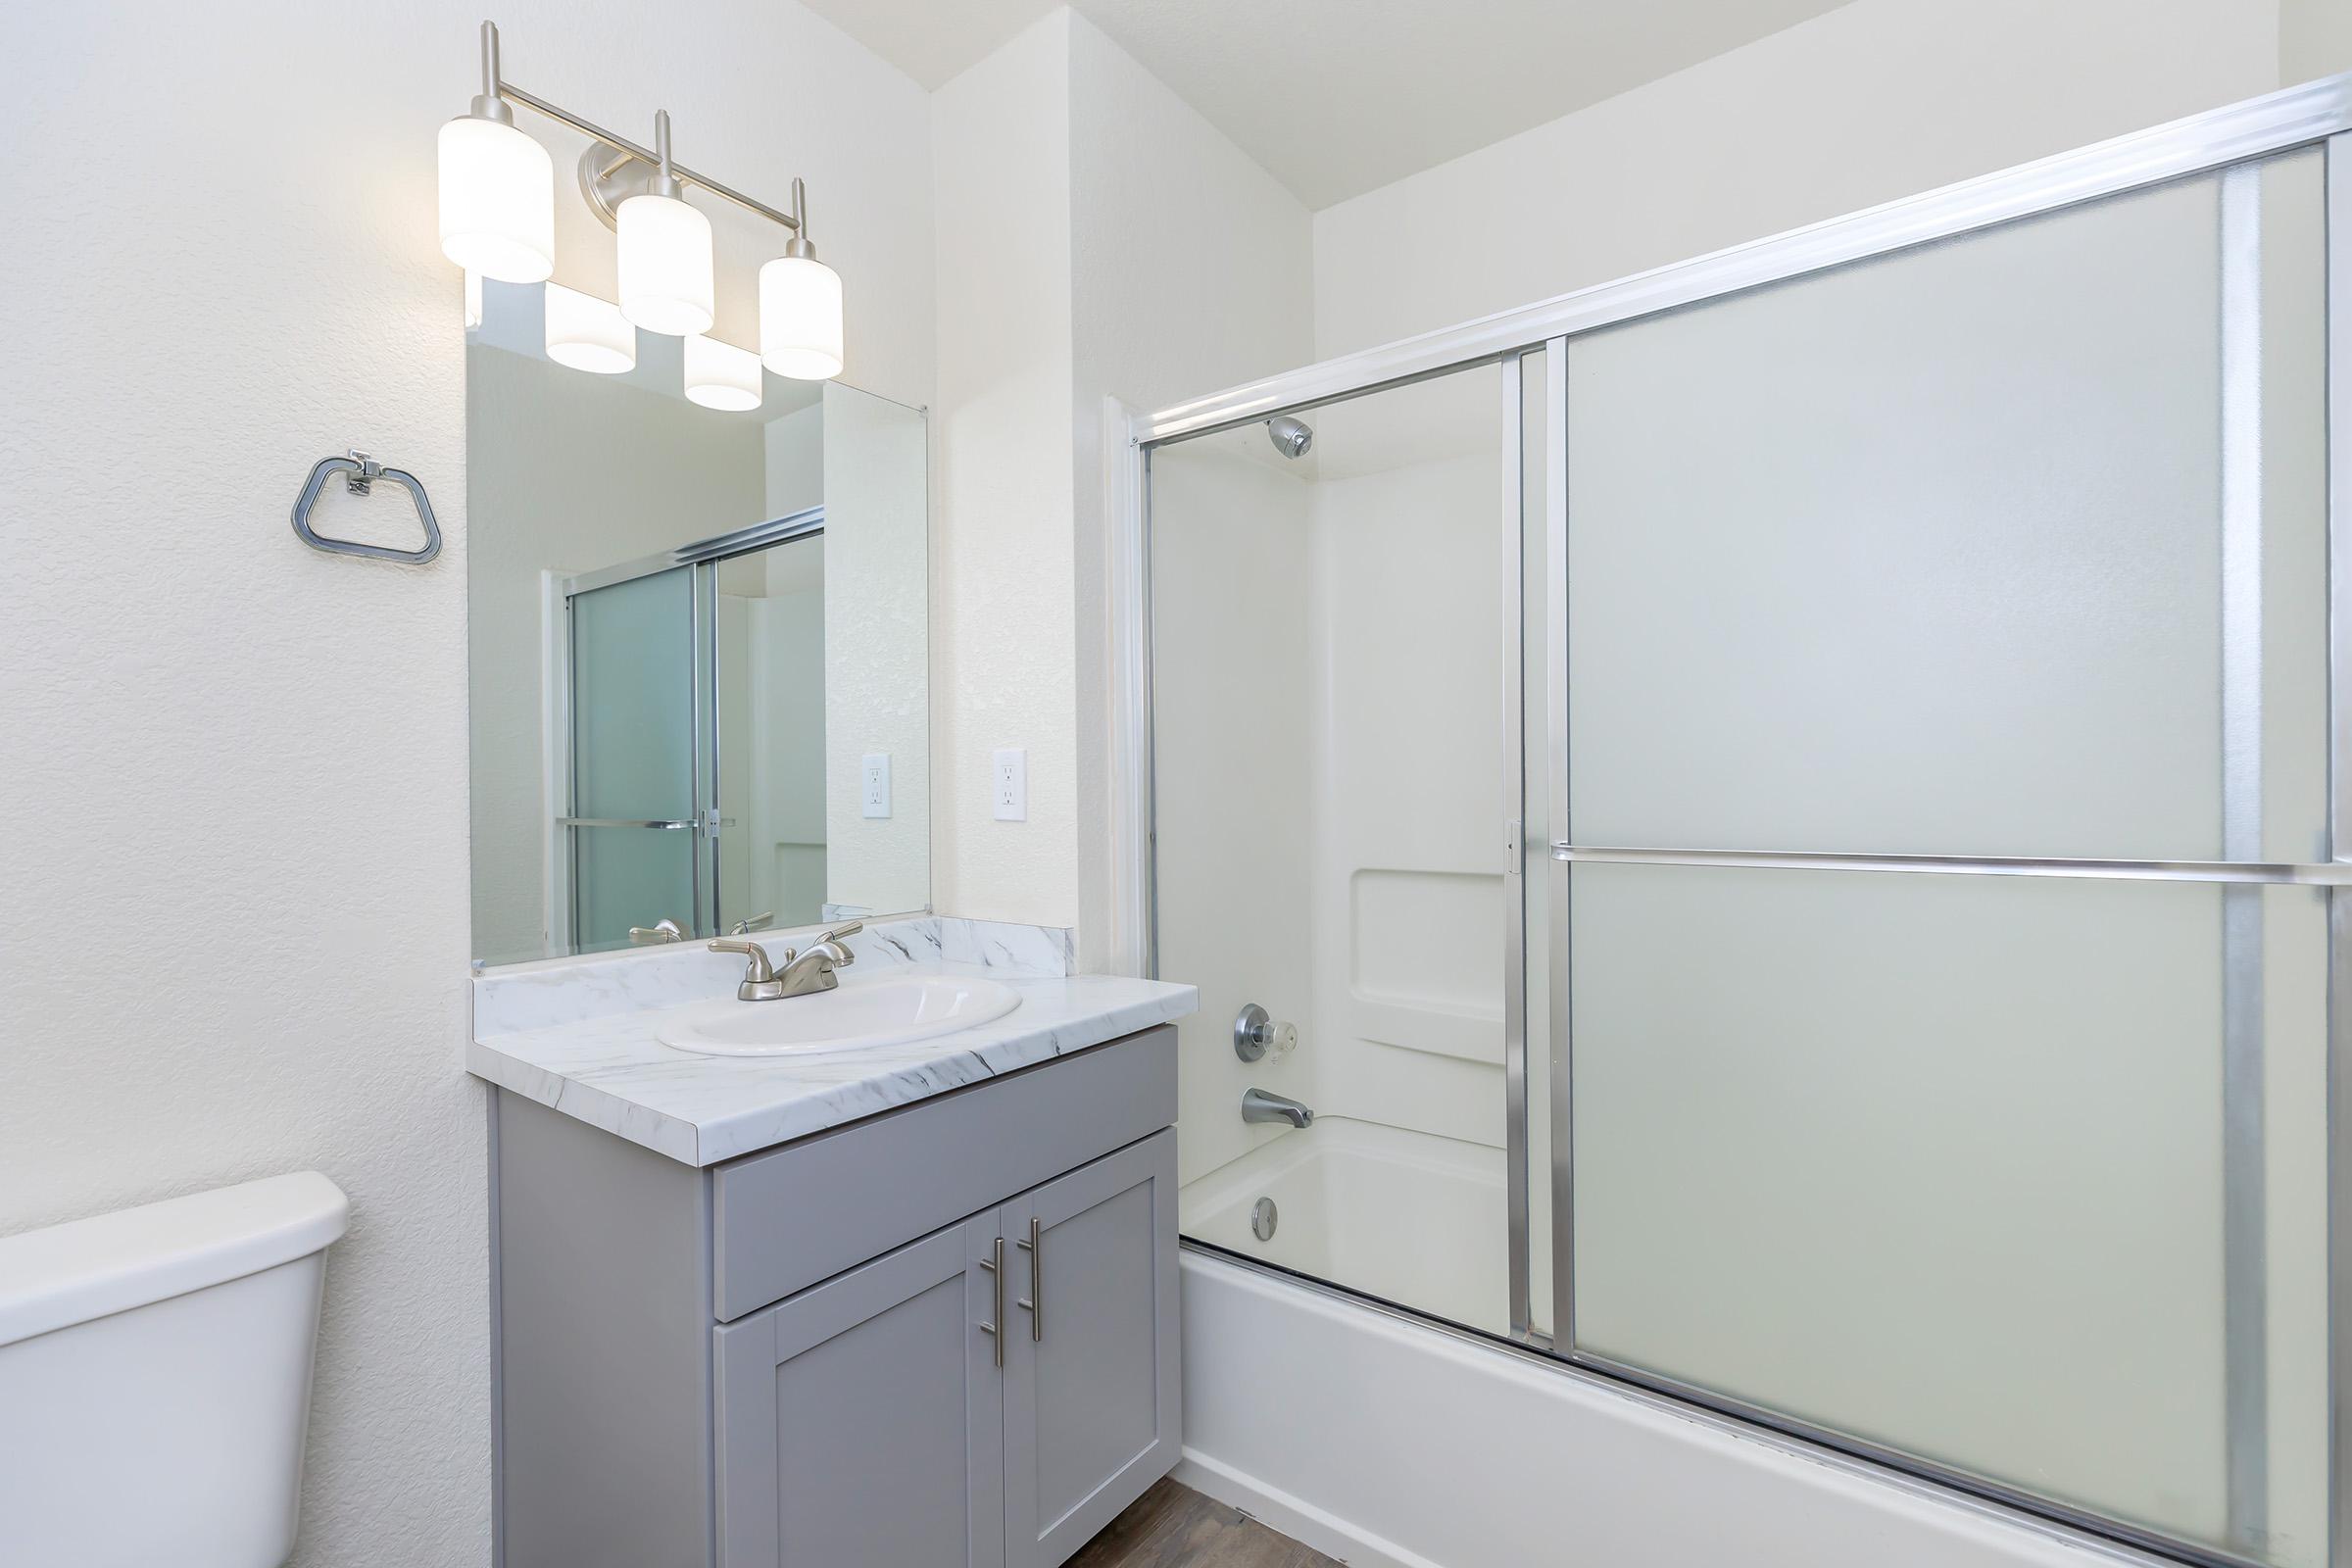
[290,450,442,564]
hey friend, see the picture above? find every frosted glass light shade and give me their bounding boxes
[683,334,763,411]
[544,283,636,374]
[437,116,555,283]
[759,256,844,380]
[617,193,715,336]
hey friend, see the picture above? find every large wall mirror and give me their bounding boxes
[466,278,929,967]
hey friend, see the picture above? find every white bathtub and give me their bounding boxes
[1179,1116,1507,1336]
[1174,1121,2137,1568]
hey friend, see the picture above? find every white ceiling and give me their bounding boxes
[799,0,1856,208]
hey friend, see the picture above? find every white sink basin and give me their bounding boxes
[656,975,1022,1057]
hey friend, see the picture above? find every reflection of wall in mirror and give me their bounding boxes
[822,385,931,918]
[719,537,827,932]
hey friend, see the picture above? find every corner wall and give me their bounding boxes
[929,9,1314,941]
[931,11,1081,926]
[1068,10,1317,970]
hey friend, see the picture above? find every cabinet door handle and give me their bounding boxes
[979,1235,1004,1367]
[1015,1216,1042,1342]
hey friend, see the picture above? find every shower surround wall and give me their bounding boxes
[1301,379,1507,1157]
[1152,372,1515,1205]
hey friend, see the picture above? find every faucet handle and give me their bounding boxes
[629,917,688,945]
[729,912,775,936]
[709,938,785,983]
[809,920,862,963]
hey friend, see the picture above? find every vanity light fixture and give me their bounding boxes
[683,333,763,411]
[615,112,715,336]
[439,22,844,383]
[463,270,483,330]
[760,179,845,381]
[544,283,635,374]
[436,25,554,282]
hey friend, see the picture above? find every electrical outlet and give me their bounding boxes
[861,754,891,818]
[992,748,1026,822]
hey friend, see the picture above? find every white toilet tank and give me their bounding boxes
[0,1171,349,1568]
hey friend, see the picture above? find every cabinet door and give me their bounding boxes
[714,1216,1007,1568]
[1003,1131,1180,1568]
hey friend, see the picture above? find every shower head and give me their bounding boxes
[1265,415,1314,459]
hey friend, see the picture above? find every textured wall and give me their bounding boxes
[0,2,930,1563]
[930,12,1081,925]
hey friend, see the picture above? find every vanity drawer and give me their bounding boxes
[710,1025,1175,1321]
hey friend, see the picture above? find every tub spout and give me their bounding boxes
[1242,1088,1314,1129]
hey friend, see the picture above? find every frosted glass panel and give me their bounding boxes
[572,566,696,821]
[1567,864,2328,1564]
[1565,151,2328,860]
[570,565,697,948]
[573,824,695,954]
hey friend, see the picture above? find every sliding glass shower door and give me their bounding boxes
[1550,150,2330,1566]
[1148,87,2348,1568]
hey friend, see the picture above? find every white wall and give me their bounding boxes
[0,5,931,1564]
[1311,0,2285,359]
[2283,0,2352,82]
[762,400,825,518]
[931,11,1080,926]
[929,9,1314,939]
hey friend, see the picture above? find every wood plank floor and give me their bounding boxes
[1066,1479,1344,1568]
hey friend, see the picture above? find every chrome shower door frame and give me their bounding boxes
[1130,71,2352,1568]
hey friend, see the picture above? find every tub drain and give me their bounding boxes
[1250,1196,1278,1243]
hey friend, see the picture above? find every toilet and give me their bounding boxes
[0,1171,349,1568]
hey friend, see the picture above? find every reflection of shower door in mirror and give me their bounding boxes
[561,563,715,953]
[556,510,827,954]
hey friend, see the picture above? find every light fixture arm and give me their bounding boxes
[471,20,803,234]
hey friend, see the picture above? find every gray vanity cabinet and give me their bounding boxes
[1003,1135,1180,1568]
[714,1218,1007,1568]
[492,1025,1179,1568]
[710,1130,1179,1568]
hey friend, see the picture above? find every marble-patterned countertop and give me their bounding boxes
[467,916,1196,1165]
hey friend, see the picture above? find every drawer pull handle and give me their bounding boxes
[1016,1217,1042,1342]
[979,1236,1004,1367]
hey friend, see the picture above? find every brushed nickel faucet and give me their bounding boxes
[710,920,863,1002]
